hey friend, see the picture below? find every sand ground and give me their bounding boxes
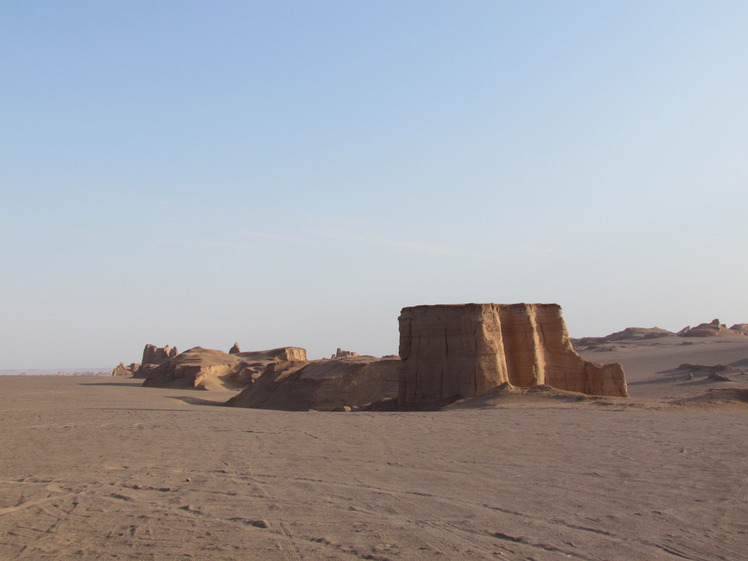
[1,337,747,560]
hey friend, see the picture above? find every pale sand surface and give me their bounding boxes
[578,335,748,399]
[1,337,747,560]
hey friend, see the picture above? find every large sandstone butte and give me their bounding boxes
[398,303,628,408]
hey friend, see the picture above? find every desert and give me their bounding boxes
[1,309,747,560]
[6,3,747,560]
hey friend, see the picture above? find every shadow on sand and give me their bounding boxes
[80,381,144,387]
[168,395,229,407]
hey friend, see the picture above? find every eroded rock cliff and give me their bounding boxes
[112,362,140,377]
[398,303,628,408]
[134,344,178,378]
[142,346,308,390]
[142,344,177,365]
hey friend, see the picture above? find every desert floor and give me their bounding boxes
[1,336,747,560]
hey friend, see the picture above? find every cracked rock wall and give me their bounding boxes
[398,303,628,407]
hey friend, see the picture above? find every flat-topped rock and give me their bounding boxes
[398,303,628,408]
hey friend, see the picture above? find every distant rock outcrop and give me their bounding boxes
[142,344,177,365]
[604,327,673,340]
[226,356,400,411]
[678,319,748,337]
[398,303,628,408]
[331,348,359,359]
[573,327,674,348]
[142,346,307,390]
[572,319,748,347]
[112,362,139,377]
[229,342,241,354]
[134,344,178,378]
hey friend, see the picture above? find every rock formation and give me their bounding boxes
[331,348,359,359]
[229,342,241,354]
[679,319,728,337]
[226,356,400,411]
[142,344,177,365]
[678,320,748,337]
[134,344,178,378]
[398,303,628,408]
[112,362,139,377]
[142,346,307,390]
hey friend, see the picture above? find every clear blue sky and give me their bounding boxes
[2,1,747,369]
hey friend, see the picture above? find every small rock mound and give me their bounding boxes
[573,327,674,348]
[605,327,674,341]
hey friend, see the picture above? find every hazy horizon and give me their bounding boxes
[3,1,747,370]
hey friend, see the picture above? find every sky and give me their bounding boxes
[2,1,747,370]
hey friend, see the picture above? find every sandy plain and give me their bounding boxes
[1,335,747,561]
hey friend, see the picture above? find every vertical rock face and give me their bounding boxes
[332,348,359,359]
[135,344,178,378]
[141,344,177,366]
[398,303,628,408]
[142,346,309,390]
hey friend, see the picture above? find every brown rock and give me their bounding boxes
[141,344,177,365]
[112,362,140,377]
[398,303,628,408]
[142,346,308,390]
[226,356,400,411]
[229,342,241,354]
[331,348,359,359]
[236,347,307,363]
[678,319,747,337]
[133,344,178,378]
